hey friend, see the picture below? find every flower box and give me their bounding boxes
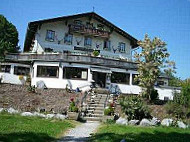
[67,112,79,120]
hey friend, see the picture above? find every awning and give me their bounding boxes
[111,68,128,73]
[91,67,112,73]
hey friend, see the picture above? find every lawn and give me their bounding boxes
[0,113,74,142]
[90,124,190,142]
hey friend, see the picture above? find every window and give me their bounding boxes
[97,24,104,30]
[0,65,11,73]
[14,66,30,76]
[63,67,88,80]
[37,66,59,78]
[64,34,73,45]
[157,81,164,86]
[74,20,82,26]
[164,97,169,101]
[84,37,92,47]
[111,72,130,84]
[103,40,111,51]
[132,74,139,85]
[45,30,55,42]
[86,22,93,29]
[119,42,126,53]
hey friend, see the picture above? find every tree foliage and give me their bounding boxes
[0,15,19,61]
[134,34,175,100]
[166,71,182,87]
[165,79,190,119]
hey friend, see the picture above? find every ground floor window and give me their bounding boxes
[111,72,130,84]
[0,65,11,73]
[37,66,59,78]
[132,74,139,85]
[14,66,30,76]
[157,81,164,86]
[63,67,88,80]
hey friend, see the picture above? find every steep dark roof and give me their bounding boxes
[24,12,138,52]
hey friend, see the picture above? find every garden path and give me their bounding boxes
[58,122,100,142]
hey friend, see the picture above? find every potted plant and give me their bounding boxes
[92,50,100,57]
[103,103,115,121]
[67,97,79,120]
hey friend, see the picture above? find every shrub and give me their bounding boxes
[27,85,36,93]
[150,89,158,101]
[104,103,114,116]
[104,108,114,116]
[119,96,151,120]
[105,119,115,124]
[26,75,31,85]
[165,79,190,119]
[92,50,99,57]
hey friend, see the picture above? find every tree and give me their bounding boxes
[0,15,19,61]
[134,34,175,100]
[166,71,182,87]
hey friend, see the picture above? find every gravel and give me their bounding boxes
[58,122,100,142]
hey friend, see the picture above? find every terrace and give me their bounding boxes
[5,53,137,70]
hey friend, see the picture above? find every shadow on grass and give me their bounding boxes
[0,132,56,142]
[90,131,190,142]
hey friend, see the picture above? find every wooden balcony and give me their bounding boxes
[69,24,110,38]
[5,53,137,69]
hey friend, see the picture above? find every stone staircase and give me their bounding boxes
[82,93,109,122]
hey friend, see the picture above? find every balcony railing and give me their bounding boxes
[69,24,110,38]
[6,53,137,69]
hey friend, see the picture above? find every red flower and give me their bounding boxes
[110,103,114,107]
[70,97,74,102]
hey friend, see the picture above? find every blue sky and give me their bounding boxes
[0,0,190,79]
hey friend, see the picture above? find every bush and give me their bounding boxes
[27,85,36,93]
[92,50,100,57]
[104,108,114,116]
[119,96,151,120]
[150,89,158,101]
[104,103,114,116]
[165,79,190,119]
[165,101,187,119]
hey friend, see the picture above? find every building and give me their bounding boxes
[1,12,180,100]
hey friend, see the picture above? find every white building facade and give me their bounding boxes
[3,12,180,100]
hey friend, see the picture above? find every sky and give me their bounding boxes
[0,0,190,79]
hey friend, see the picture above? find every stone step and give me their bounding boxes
[85,113,104,117]
[88,102,105,105]
[88,106,104,109]
[87,110,104,114]
[84,117,102,122]
[89,104,105,107]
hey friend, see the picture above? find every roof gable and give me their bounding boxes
[24,12,138,52]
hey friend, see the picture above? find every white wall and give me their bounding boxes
[0,63,30,85]
[31,62,92,91]
[31,61,178,100]
[32,17,132,60]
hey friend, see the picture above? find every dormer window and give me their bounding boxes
[119,42,126,53]
[45,30,55,42]
[84,37,92,47]
[64,34,73,45]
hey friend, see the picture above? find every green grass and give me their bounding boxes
[90,124,190,142]
[0,114,74,142]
